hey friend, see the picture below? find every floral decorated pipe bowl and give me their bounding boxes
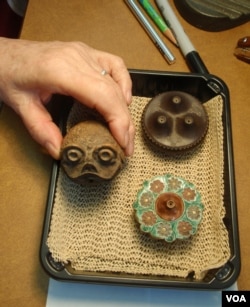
[133,174,204,242]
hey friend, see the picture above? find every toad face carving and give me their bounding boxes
[60,121,125,185]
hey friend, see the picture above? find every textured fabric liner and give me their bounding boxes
[47,95,230,280]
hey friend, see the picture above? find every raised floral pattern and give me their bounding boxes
[140,192,153,207]
[156,222,172,238]
[177,221,193,236]
[187,205,202,220]
[142,211,157,226]
[150,180,164,193]
[182,187,196,201]
[168,177,181,190]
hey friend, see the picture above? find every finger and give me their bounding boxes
[95,51,132,105]
[78,77,134,155]
[15,95,62,159]
[127,120,135,156]
[89,80,134,155]
[109,115,135,157]
[110,65,132,105]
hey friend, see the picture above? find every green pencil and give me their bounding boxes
[138,0,178,46]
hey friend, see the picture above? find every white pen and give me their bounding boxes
[125,0,175,64]
[155,0,209,73]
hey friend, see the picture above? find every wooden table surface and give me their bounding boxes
[0,1,249,306]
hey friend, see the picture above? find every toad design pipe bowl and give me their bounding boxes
[133,174,204,242]
[60,120,125,185]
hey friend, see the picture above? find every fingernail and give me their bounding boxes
[126,91,132,105]
[124,131,134,156]
[126,140,134,157]
[45,142,60,160]
[124,131,129,149]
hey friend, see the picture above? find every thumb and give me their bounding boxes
[16,97,62,159]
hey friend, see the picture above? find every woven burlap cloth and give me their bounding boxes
[47,95,230,280]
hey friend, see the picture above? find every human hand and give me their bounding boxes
[0,38,135,159]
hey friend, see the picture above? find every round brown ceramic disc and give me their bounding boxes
[155,192,184,221]
[142,91,208,151]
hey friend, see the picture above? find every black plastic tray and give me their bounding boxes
[40,70,240,290]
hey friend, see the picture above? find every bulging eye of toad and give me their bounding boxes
[97,147,117,164]
[64,147,84,163]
